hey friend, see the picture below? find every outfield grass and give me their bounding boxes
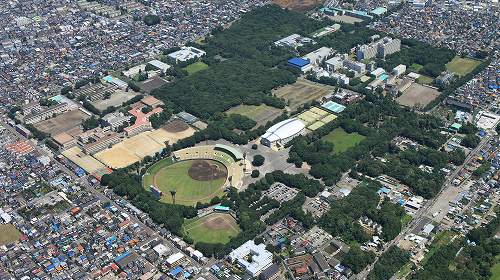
[322,128,366,154]
[183,61,209,75]
[143,158,226,206]
[446,56,482,76]
[0,224,22,245]
[182,213,240,244]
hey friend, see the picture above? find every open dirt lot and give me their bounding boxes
[273,78,333,111]
[396,83,441,109]
[95,123,195,169]
[62,146,106,173]
[182,212,240,244]
[34,110,90,135]
[140,76,169,93]
[0,224,22,245]
[329,15,364,24]
[92,90,139,112]
[273,0,323,11]
[226,104,283,126]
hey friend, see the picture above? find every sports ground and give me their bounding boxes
[0,224,22,245]
[226,104,283,126]
[143,158,228,206]
[182,212,240,244]
[323,128,366,154]
[273,78,333,111]
[183,61,209,75]
[446,56,482,77]
[396,83,441,109]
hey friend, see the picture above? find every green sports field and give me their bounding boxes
[183,61,209,75]
[143,158,227,206]
[182,213,240,244]
[446,57,482,76]
[322,128,366,154]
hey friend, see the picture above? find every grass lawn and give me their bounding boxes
[143,158,226,206]
[0,224,22,245]
[491,263,500,280]
[183,61,209,75]
[410,63,424,72]
[182,213,240,244]
[416,75,434,85]
[446,56,482,77]
[322,128,366,154]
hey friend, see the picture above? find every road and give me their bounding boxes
[355,134,492,279]
[0,119,206,269]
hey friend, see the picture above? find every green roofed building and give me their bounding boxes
[214,144,243,161]
[449,123,462,131]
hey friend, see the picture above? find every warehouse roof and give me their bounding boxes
[288,57,310,67]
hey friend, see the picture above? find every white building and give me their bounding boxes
[274,34,316,49]
[166,252,187,267]
[148,60,171,72]
[371,67,386,78]
[302,47,334,66]
[475,111,500,130]
[228,240,273,277]
[325,56,343,72]
[261,118,305,147]
[356,36,401,61]
[343,60,366,74]
[392,64,407,76]
[167,46,206,62]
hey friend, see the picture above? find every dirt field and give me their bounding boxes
[329,15,364,24]
[62,146,106,173]
[182,212,240,244]
[396,83,441,109]
[140,76,169,93]
[226,104,283,126]
[95,124,196,169]
[0,224,22,245]
[92,90,139,112]
[273,0,324,11]
[273,78,333,111]
[34,110,90,135]
[188,160,228,181]
[164,119,190,133]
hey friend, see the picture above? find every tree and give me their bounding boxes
[143,14,161,26]
[251,170,260,178]
[252,154,265,166]
[82,116,100,131]
[462,134,480,148]
[251,144,258,150]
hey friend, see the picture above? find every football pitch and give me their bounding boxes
[143,158,227,205]
[182,212,240,244]
[183,61,209,75]
[446,57,482,77]
[322,128,366,154]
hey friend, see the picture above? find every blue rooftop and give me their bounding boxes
[288,58,310,68]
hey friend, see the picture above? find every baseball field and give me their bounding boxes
[182,212,240,244]
[143,158,228,206]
